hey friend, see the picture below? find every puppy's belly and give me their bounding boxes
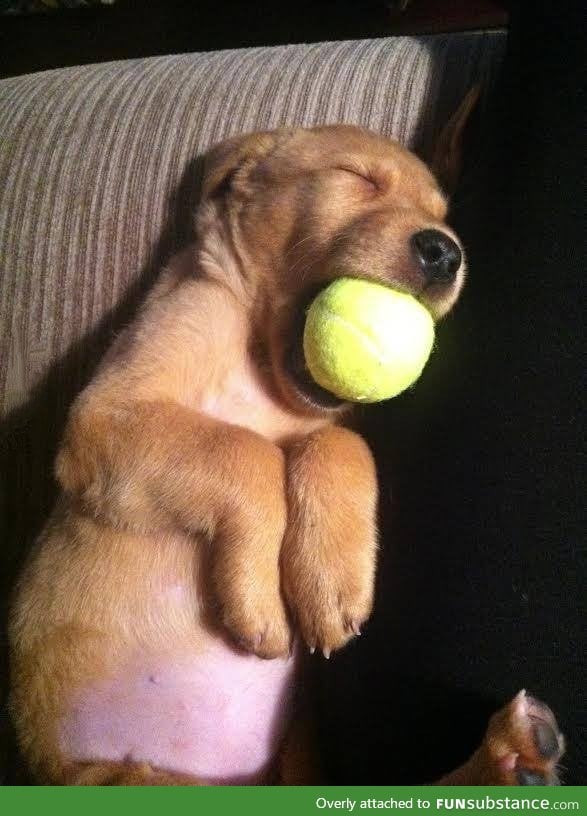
[59,641,296,784]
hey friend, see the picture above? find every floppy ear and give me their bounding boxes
[200,131,280,199]
[430,85,480,195]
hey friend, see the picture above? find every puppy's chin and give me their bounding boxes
[281,300,345,412]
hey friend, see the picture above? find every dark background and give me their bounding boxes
[0,0,507,79]
[317,0,586,785]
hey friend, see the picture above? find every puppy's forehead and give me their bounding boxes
[295,124,401,153]
[276,125,435,181]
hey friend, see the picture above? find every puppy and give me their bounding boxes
[9,112,564,785]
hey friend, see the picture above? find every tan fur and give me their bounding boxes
[9,122,563,786]
[63,761,201,786]
[282,427,378,656]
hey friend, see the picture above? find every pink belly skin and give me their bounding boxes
[59,641,297,784]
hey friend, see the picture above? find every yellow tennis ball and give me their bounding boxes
[303,277,435,403]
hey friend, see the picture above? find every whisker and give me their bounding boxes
[285,231,351,280]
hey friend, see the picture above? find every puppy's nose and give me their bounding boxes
[410,229,462,284]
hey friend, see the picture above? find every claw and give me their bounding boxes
[351,621,362,636]
[323,648,331,660]
[309,646,316,655]
[235,630,264,653]
[512,689,528,718]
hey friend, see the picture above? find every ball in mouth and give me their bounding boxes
[303,278,435,403]
[285,278,436,409]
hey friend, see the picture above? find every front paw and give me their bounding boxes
[282,425,378,657]
[216,578,292,660]
[283,559,374,657]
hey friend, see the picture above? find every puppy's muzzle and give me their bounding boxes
[410,229,462,285]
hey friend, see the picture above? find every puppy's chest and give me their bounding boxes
[200,365,316,441]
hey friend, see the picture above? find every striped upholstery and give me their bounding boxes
[0,35,505,605]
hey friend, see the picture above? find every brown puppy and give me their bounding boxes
[9,117,564,785]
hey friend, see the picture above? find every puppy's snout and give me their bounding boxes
[410,229,462,285]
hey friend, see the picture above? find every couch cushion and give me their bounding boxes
[0,34,505,573]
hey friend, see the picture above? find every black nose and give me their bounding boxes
[410,229,462,284]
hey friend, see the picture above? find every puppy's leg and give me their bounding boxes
[63,761,201,785]
[282,427,378,656]
[436,692,565,785]
[56,400,290,657]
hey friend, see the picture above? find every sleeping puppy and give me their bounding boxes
[9,111,564,785]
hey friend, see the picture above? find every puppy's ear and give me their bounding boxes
[201,131,279,199]
[430,85,480,195]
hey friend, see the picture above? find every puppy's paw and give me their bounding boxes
[481,691,565,784]
[284,567,373,658]
[282,425,378,658]
[220,587,292,660]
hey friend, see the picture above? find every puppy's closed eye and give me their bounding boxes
[336,166,379,194]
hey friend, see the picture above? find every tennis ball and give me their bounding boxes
[303,277,435,402]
